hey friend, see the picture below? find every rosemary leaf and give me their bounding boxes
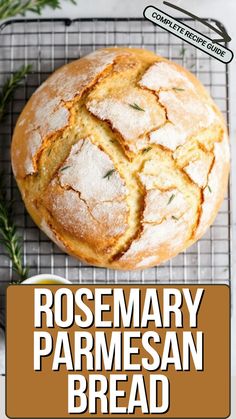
[129,103,145,112]
[207,185,212,193]
[0,64,32,122]
[142,147,152,154]
[60,165,71,172]
[172,87,185,92]
[0,0,76,20]
[103,169,115,180]
[167,194,175,205]
[0,173,29,281]
[172,215,179,221]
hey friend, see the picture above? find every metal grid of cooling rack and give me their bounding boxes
[0,17,231,294]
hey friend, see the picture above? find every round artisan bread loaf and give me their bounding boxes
[11,47,230,270]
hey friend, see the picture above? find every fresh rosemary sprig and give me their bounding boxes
[0,0,76,20]
[0,173,29,281]
[0,64,32,121]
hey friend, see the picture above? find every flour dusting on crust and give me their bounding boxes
[45,184,128,249]
[14,49,120,177]
[87,88,166,152]
[150,122,185,151]
[92,201,128,236]
[45,137,129,250]
[42,50,117,102]
[184,154,213,188]
[24,130,42,174]
[59,138,127,202]
[33,96,70,137]
[196,133,229,238]
[120,209,193,263]
[159,90,215,141]
[139,61,194,91]
[47,188,103,238]
[144,189,189,223]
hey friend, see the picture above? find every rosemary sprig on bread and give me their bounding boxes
[103,169,115,180]
[0,173,29,281]
[129,103,145,112]
[167,194,175,205]
[0,0,76,19]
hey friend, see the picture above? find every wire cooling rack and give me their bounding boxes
[0,17,231,298]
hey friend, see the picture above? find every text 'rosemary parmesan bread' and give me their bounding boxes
[11,48,230,270]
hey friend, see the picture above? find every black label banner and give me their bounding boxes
[143,6,233,64]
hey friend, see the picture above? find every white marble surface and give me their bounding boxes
[1,1,235,417]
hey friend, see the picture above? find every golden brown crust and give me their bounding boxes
[11,47,230,270]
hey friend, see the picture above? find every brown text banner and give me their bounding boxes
[7,285,230,418]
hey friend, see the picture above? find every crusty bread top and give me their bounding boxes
[11,48,229,270]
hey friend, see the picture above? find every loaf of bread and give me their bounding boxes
[11,48,230,270]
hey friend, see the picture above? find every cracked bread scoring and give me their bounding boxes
[11,47,230,270]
